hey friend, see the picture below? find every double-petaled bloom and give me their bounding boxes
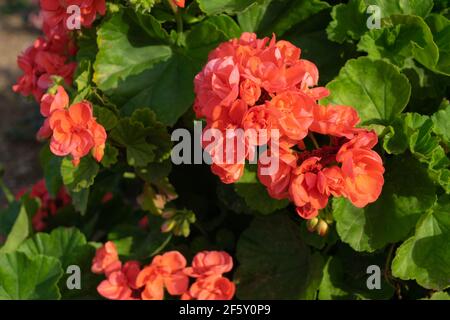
[37,86,107,166]
[193,33,385,219]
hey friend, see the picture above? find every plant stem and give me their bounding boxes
[308,132,320,149]
[167,0,183,34]
[384,243,396,288]
[175,9,183,34]
[0,179,14,204]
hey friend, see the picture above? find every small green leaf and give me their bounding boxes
[0,252,63,299]
[110,118,156,167]
[70,188,90,216]
[101,143,119,168]
[432,101,450,145]
[392,195,450,290]
[93,106,118,131]
[61,157,99,192]
[327,0,434,44]
[322,57,411,125]
[357,15,439,70]
[326,0,368,44]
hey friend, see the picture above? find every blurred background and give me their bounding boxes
[0,0,43,203]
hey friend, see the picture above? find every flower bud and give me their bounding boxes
[306,217,319,232]
[161,219,176,233]
[316,219,329,237]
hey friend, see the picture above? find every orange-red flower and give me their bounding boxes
[239,79,261,106]
[136,251,189,300]
[97,270,133,300]
[310,104,360,139]
[193,32,385,222]
[268,91,314,141]
[91,241,120,275]
[172,0,185,8]
[183,275,235,300]
[337,132,384,207]
[49,100,107,166]
[184,251,233,278]
[13,36,76,102]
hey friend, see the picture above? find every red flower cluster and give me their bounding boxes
[193,33,385,219]
[40,0,106,35]
[12,29,77,102]
[14,0,105,103]
[91,242,235,300]
[38,86,107,166]
[16,179,71,231]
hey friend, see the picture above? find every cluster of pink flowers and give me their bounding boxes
[40,0,106,34]
[91,242,235,300]
[38,86,107,166]
[194,33,385,219]
[13,0,106,102]
[13,29,77,102]
[16,179,71,231]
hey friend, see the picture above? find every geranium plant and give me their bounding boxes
[0,0,449,300]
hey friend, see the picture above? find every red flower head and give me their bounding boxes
[136,251,189,300]
[91,241,121,275]
[183,275,235,300]
[184,251,233,278]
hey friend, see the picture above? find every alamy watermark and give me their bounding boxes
[170,121,281,175]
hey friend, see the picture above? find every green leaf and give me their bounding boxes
[70,188,90,216]
[197,0,257,15]
[357,15,439,70]
[235,214,324,299]
[0,196,38,254]
[322,57,411,125]
[333,155,436,252]
[392,195,450,290]
[17,228,89,269]
[327,0,433,44]
[366,0,433,18]
[237,0,329,36]
[100,143,119,168]
[234,166,289,215]
[93,106,118,131]
[432,101,450,145]
[285,13,352,85]
[425,14,450,75]
[130,108,172,162]
[326,0,368,44]
[40,145,63,198]
[95,11,240,126]
[0,202,21,239]
[186,15,241,60]
[383,118,409,155]
[423,291,450,300]
[318,245,394,300]
[74,60,92,92]
[111,108,171,168]
[61,157,99,192]
[0,252,62,299]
